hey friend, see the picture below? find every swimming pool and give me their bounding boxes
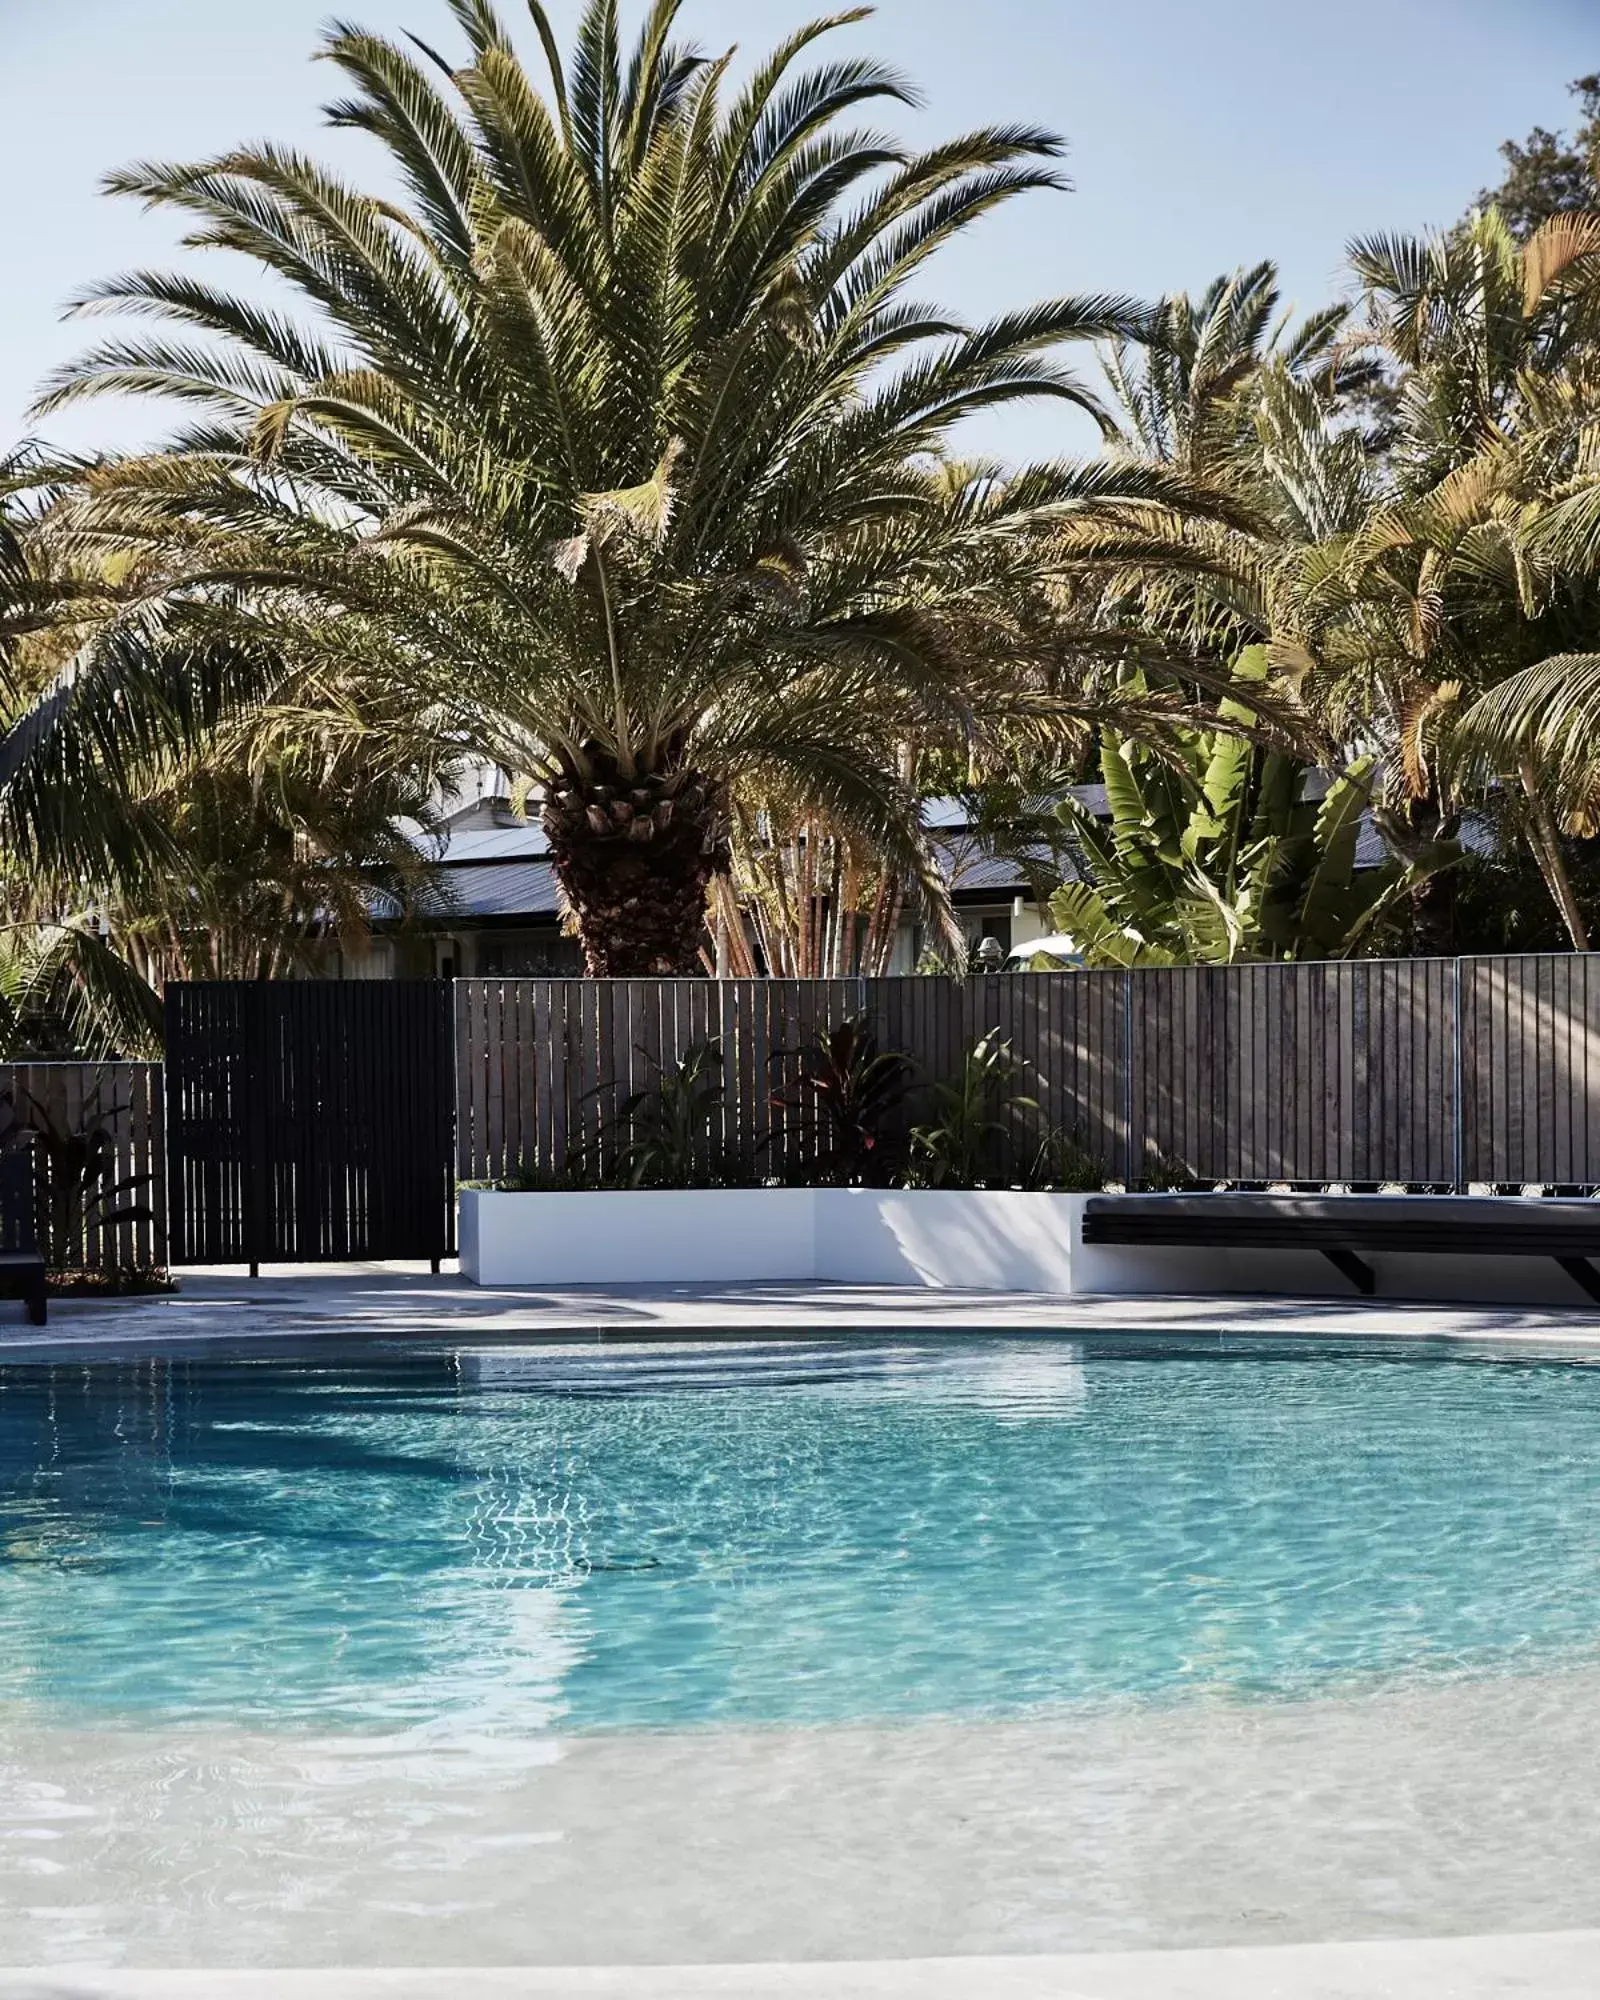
[4,1334,1600,1963]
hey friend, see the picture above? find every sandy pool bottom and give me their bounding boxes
[2,1666,1597,1967]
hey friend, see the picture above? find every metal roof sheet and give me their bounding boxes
[932,832,1060,897]
[431,824,551,862]
[422,860,564,919]
[385,777,1456,929]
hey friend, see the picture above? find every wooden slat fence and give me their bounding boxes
[1128,960,1458,1186]
[874,972,1130,1178]
[456,978,861,1183]
[1459,955,1600,1185]
[455,955,1600,1191]
[0,1062,166,1270]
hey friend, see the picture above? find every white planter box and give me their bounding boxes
[458,1187,1088,1292]
[459,1186,1600,1306]
[459,1187,816,1287]
[819,1189,1080,1291]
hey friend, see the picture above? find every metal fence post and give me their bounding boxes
[1452,956,1465,1192]
[1123,968,1136,1188]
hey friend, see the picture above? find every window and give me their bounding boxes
[478,934,584,977]
[959,909,1012,953]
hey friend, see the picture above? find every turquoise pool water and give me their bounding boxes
[4,1335,1600,1733]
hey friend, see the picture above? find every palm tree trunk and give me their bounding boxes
[797,828,815,977]
[1519,761,1590,951]
[863,871,905,975]
[713,874,759,979]
[543,760,731,976]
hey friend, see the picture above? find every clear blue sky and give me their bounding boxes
[2,0,1594,463]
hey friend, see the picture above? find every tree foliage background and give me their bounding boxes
[4,17,1600,1043]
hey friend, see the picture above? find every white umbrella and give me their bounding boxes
[1005,934,1085,968]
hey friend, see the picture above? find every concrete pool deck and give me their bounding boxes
[3,1933,1599,1997]
[4,1260,1600,1356]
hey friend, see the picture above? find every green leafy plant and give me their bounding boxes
[1135,1150,1208,1193]
[770,1015,916,1186]
[1024,1123,1109,1192]
[462,1159,605,1194]
[910,1030,1040,1189]
[613,1039,744,1189]
[1049,654,1456,966]
[0,1071,158,1271]
[47,1265,175,1298]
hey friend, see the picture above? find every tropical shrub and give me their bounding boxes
[1024,1123,1109,1192]
[0,1072,157,1270]
[613,1038,744,1188]
[770,1014,915,1185]
[1046,657,1454,965]
[909,1029,1038,1189]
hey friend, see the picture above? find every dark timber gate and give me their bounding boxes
[164,982,455,1270]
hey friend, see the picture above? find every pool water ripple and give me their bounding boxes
[3,1337,1600,1731]
[6,1334,1600,1963]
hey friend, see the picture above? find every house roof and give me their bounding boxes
[385,779,1477,929]
[431,823,551,862]
[389,813,562,925]
[932,836,1053,899]
[420,859,564,920]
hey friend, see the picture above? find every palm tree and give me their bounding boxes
[1047,262,1383,736]
[22,0,1230,975]
[1346,207,1600,493]
[1310,208,1600,945]
[1099,261,1355,484]
[0,466,453,1033]
[1053,225,1600,952]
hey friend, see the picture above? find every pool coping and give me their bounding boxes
[5,1265,1600,1361]
[4,1930,1599,1998]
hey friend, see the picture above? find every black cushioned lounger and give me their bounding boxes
[1081,1192,1600,1302]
